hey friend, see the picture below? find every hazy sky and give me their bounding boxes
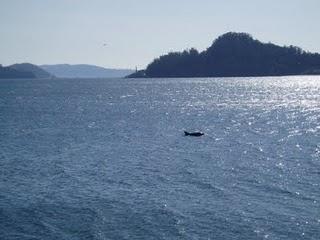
[1,0,319,69]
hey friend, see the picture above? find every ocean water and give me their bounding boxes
[0,76,319,240]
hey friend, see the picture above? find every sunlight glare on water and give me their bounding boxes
[0,76,319,239]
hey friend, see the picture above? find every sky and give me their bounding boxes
[1,0,320,69]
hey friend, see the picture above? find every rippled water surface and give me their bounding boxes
[1,76,319,239]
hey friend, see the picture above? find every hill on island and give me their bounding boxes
[40,64,134,78]
[10,63,54,78]
[0,63,53,79]
[128,32,320,78]
[0,64,35,79]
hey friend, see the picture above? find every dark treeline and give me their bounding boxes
[128,32,320,78]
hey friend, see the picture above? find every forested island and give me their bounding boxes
[128,32,320,78]
[0,63,53,79]
[0,64,36,79]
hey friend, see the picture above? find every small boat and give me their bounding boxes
[184,131,204,137]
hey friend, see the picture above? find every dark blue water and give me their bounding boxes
[1,76,319,239]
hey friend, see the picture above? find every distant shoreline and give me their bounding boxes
[0,63,134,79]
[126,73,320,79]
[2,74,320,82]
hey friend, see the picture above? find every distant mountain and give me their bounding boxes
[0,63,53,79]
[127,32,320,78]
[9,63,54,78]
[0,64,36,79]
[40,64,134,78]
